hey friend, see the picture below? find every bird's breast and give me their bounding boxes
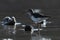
[30,16,41,22]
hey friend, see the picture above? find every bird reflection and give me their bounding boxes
[31,34,51,40]
[3,38,13,40]
[2,25,17,35]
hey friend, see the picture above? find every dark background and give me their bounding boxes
[0,0,60,15]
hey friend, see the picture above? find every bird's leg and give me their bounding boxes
[38,23,42,31]
[37,23,41,35]
[32,23,35,27]
[38,23,41,28]
[32,22,37,27]
[38,23,40,31]
[36,23,38,27]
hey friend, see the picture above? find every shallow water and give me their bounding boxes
[0,0,60,40]
[0,8,59,40]
[0,24,60,40]
[0,14,60,40]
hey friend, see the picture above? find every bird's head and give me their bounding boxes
[26,9,33,16]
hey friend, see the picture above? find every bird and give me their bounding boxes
[1,16,21,34]
[1,16,22,35]
[26,9,51,27]
[20,24,43,34]
[1,16,21,25]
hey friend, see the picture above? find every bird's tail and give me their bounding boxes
[45,16,51,18]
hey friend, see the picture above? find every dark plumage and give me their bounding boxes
[27,9,50,18]
[25,25,31,31]
[31,13,50,18]
[2,16,15,25]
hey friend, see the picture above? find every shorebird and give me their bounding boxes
[26,9,51,27]
[1,16,21,34]
[1,16,21,25]
[20,24,43,34]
